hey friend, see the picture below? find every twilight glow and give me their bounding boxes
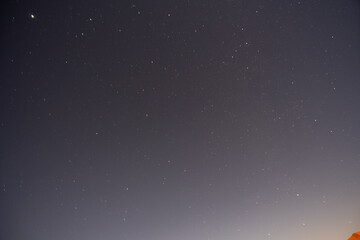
[0,0,359,239]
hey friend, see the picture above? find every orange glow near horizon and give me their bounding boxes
[348,232,360,240]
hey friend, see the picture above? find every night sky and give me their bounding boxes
[1,0,360,239]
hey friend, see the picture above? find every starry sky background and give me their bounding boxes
[0,0,359,240]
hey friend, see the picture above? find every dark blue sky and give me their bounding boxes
[1,0,359,239]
